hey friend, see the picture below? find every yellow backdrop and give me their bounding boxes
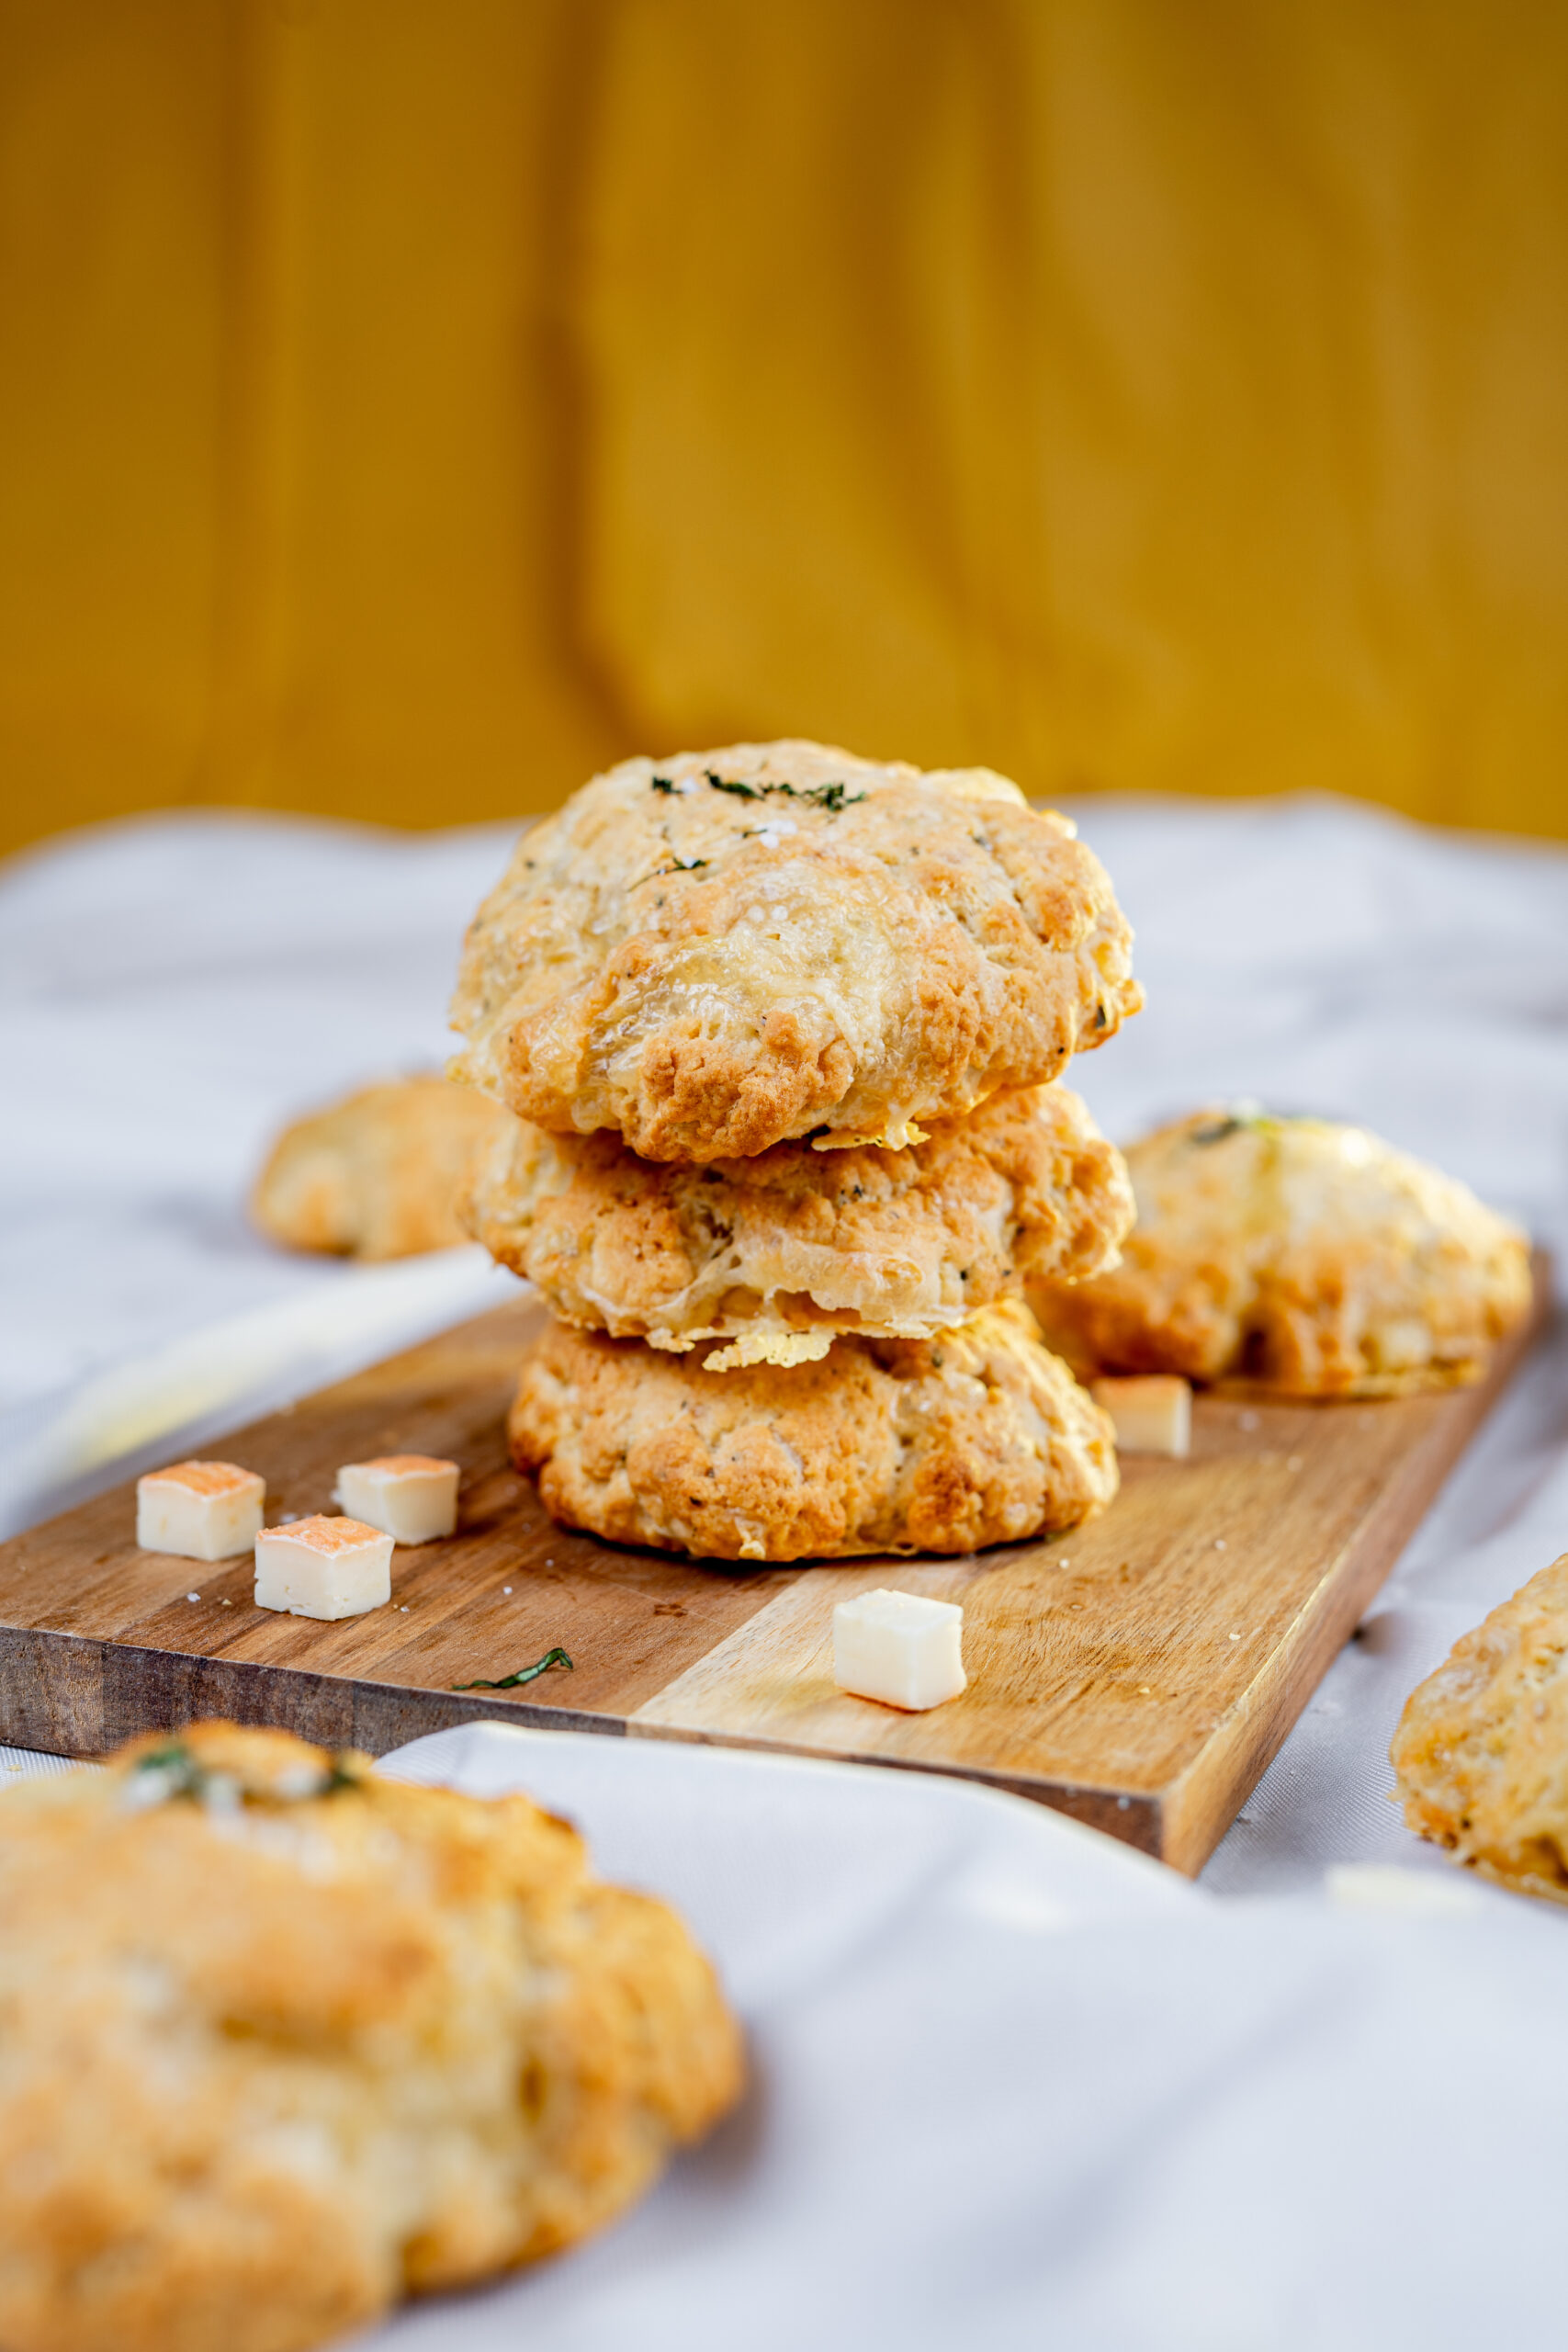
[3,0,1566,858]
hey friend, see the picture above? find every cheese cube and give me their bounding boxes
[1091,1374,1192,1458]
[137,1461,265,1561]
[333,1453,458,1544]
[833,1589,966,1712]
[254,1515,392,1621]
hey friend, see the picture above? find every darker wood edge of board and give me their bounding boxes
[0,1627,626,1760]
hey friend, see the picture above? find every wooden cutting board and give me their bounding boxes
[0,1274,1547,1874]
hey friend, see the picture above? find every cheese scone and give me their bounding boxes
[252,1075,513,1260]
[449,741,1140,1162]
[0,1723,742,2352]
[465,1082,1134,1367]
[1392,1554,1568,1903]
[1031,1108,1530,1396]
[509,1298,1118,1561]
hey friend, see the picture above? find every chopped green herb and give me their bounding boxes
[131,1741,207,1800]
[1191,1109,1272,1146]
[632,855,710,891]
[453,1645,574,1693]
[704,771,865,812]
[650,775,675,793]
[126,1740,362,1805]
[807,779,866,812]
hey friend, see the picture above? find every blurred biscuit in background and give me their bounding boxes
[1392,1555,1568,1904]
[252,1075,513,1261]
[0,1721,742,2352]
[1032,1107,1530,1397]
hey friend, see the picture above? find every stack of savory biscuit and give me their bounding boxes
[449,741,1142,1563]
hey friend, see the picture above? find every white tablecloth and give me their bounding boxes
[5,796,1568,2347]
[4,793,1567,1891]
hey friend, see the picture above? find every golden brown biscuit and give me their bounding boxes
[509,1298,1118,1561]
[1031,1107,1530,1396]
[449,741,1140,1161]
[0,1721,742,2352]
[252,1075,514,1260]
[1391,1555,1568,1903]
[466,1082,1134,1367]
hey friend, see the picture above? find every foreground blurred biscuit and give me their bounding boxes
[0,1722,742,2352]
[252,1075,513,1260]
[1031,1107,1530,1396]
[509,1299,1118,1561]
[466,1082,1133,1367]
[1392,1555,1568,1903]
[450,741,1140,1162]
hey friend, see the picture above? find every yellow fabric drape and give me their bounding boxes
[3,0,1566,860]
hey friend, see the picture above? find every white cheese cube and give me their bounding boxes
[254,1515,392,1621]
[333,1454,459,1544]
[137,1461,265,1561]
[1091,1374,1192,1458]
[833,1588,966,1712]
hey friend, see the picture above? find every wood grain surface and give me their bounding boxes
[0,1273,1547,1872]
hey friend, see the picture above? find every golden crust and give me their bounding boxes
[0,1722,742,2352]
[449,741,1140,1161]
[251,1077,514,1261]
[1391,1555,1568,1903]
[465,1083,1134,1363]
[1031,1108,1531,1396]
[508,1299,1118,1562]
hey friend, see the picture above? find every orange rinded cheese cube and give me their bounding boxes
[137,1462,265,1561]
[254,1514,392,1621]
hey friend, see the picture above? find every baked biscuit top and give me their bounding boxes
[449,741,1140,1161]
